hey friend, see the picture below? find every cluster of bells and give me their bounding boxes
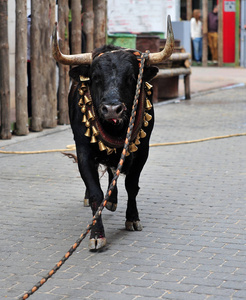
[78,75,153,156]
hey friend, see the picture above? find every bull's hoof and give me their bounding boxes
[125,220,143,231]
[106,201,117,212]
[89,237,107,250]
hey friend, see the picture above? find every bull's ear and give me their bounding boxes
[143,66,159,82]
[69,65,90,82]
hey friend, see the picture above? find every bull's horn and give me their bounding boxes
[148,15,174,64]
[52,23,92,65]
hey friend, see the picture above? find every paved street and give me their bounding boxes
[0,82,246,299]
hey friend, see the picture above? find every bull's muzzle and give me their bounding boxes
[100,103,126,124]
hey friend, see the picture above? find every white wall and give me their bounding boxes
[107,0,180,35]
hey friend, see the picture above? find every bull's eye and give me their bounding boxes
[128,74,136,84]
[92,74,102,85]
[127,74,136,86]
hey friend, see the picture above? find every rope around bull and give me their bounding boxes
[1,132,245,155]
[18,51,149,300]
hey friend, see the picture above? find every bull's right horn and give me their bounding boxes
[148,15,174,64]
[52,23,92,65]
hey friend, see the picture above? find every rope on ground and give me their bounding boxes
[149,132,246,147]
[0,132,245,155]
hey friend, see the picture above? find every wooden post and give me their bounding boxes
[218,0,223,67]
[43,0,57,128]
[31,1,43,131]
[82,0,94,52]
[202,0,208,66]
[0,0,11,139]
[15,0,29,135]
[186,0,192,20]
[71,0,82,54]
[48,0,57,127]
[58,0,70,125]
[94,0,106,48]
[184,75,191,100]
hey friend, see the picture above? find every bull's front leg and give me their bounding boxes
[125,146,150,231]
[125,172,143,231]
[76,146,106,250]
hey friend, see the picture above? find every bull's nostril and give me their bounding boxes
[116,105,123,114]
[102,106,108,114]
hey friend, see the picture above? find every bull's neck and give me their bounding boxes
[77,79,153,156]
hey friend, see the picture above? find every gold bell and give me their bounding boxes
[81,105,86,113]
[140,129,147,138]
[78,89,84,96]
[84,95,91,105]
[106,147,114,155]
[81,82,87,88]
[87,110,94,120]
[144,120,149,127]
[91,126,99,136]
[145,113,152,121]
[78,98,84,106]
[126,151,130,156]
[84,128,91,137]
[147,90,152,96]
[145,99,152,110]
[90,135,97,143]
[80,75,90,82]
[85,120,90,128]
[129,143,138,153]
[145,82,153,90]
[135,138,141,145]
[98,141,106,151]
[82,115,87,123]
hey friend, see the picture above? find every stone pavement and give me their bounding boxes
[0,72,246,299]
[179,66,246,98]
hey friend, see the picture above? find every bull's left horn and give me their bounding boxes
[52,23,92,65]
[148,15,174,64]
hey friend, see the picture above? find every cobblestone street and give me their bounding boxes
[0,84,246,299]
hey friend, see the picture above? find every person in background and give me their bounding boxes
[208,5,218,64]
[190,9,203,64]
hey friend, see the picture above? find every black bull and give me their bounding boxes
[52,17,174,250]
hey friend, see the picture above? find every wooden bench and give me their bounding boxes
[136,36,191,102]
[155,52,191,101]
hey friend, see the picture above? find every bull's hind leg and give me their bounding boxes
[105,167,118,212]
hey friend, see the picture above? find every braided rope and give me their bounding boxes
[1,132,246,155]
[19,51,149,300]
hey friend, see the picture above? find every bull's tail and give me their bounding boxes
[62,152,78,163]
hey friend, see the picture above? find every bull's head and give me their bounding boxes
[52,17,174,135]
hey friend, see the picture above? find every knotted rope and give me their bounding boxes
[19,51,149,300]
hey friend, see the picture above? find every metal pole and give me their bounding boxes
[218,0,223,67]
[235,0,240,66]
